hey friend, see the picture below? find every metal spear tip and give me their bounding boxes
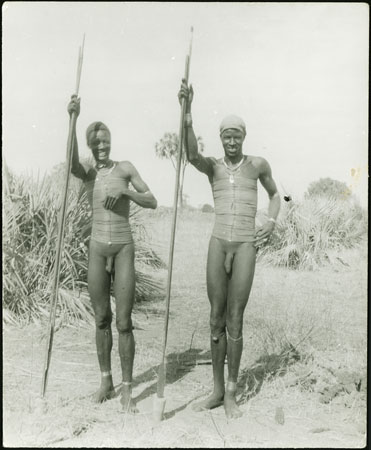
[153,395,166,424]
[34,395,48,414]
[81,33,86,52]
[188,26,194,57]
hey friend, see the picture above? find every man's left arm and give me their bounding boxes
[125,162,158,209]
[255,158,281,247]
[102,162,157,210]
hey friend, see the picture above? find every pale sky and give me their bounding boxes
[2,2,369,208]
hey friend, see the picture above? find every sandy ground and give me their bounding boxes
[3,211,367,448]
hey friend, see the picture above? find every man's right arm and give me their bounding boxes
[70,128,88,180]
[68,95,88,181]
[180,81,214,177]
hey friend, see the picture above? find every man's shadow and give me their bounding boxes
[121,343,301,420]
[237,343,301,404]
[124,348,212,419]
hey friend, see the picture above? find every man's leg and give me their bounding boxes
[225,243,256,418]
[193,237,228,411]
[113,243,138,413]
[88,243,115,403]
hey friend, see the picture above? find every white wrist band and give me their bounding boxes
[268,218,276,224]
[185,113,193,127]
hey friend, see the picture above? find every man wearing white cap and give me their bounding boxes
[178,80,281,419]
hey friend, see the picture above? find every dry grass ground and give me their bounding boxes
[3,210,367,448]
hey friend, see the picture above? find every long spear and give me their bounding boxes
[41,35,85,397]
[153,27,194,422]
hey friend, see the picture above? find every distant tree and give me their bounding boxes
[155,132,204,209]
[201,203,214,213]
[305,177,352,200]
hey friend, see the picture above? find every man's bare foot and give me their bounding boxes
[93,379,116,403]
[192,393,224,412]
[120,384,138,414]
[224,390,243,419]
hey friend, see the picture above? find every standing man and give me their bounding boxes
[178,81,281,419]
[67,95,157,413]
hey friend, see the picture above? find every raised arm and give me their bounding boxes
[255,157,281,247]
[178,80,214,177]
[67,95,88,181]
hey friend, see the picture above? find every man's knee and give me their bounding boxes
[95,311,112,330]
[116,317,133,335]
[210,314,226,342]
[226,314,243,340]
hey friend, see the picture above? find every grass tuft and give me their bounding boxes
[257,196,367,269]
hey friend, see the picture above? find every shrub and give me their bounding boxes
[201,204,214,213]
[258,196,367,270]
[305,177,352,200]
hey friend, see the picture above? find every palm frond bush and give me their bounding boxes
[257,196,367,270]
[3,164,164,326]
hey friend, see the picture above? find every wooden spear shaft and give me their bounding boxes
[157,27,194,399]
[41,36,85,397]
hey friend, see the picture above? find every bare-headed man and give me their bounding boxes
[68,95,157,413]
[178,80,281,419]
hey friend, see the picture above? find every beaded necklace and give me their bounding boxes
[223,156,245,184]
[95,161,116,181]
